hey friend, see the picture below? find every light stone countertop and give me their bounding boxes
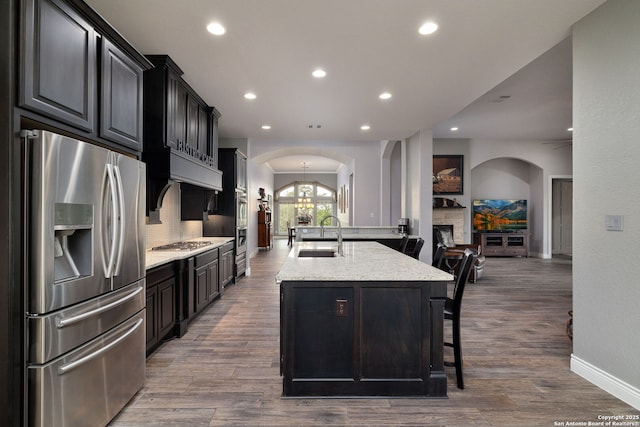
[145,237,234,270]
[276,241,453,283]
[299,233,418,240]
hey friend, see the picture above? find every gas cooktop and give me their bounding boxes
[151,241,213,251]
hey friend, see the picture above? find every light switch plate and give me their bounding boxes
[605,215,624,231]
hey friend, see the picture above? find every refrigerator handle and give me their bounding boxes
[112,165,126,276]
[104,164,120,278]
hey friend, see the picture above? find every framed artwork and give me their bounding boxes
[345,187,349,210]
[433,155,463,195]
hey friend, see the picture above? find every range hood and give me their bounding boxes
[144,148,222,223]
[143,55,223,224]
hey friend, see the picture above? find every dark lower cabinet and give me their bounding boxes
[146,263,177,355]
[291,287,355,379]
[219,242,235,288]
[280,280,447,397]
[145,285,157,351]
[145,243,231,356]
[190,248,220,319]
[194,262,209,314]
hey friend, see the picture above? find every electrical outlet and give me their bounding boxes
[335,299,348,317]
[605,215,624,231]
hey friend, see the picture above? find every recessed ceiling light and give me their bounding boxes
[206,22,226,36]
[244,92,257,100]
[418,21,438,35]
[312,68,327,78]
[568,127,573,132]
[379,92,392,100]
[262,125,271,130]
[450,127,459,131]
[360,125,370,131]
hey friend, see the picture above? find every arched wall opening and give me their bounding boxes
[470,157,545,256]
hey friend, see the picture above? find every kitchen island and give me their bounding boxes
[276,241,453,398]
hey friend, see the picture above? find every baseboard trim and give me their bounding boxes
[571,354,640,410]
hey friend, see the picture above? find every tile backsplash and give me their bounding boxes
[146,183,202,249]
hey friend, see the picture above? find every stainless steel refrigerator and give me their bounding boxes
[26,130,146,427]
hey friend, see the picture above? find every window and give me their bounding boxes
[275,182,336,234]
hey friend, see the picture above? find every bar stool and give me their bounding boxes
[432,243,446,268]
[398,235,409,253]
[410,237,424,259]
[444,248,475,389]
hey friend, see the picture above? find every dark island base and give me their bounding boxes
[280,280,448,398]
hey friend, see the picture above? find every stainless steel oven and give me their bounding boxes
[237,192,248,228]
[235,192,247,276]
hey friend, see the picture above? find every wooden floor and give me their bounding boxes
[110,239,639,426]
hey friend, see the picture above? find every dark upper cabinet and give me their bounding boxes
[218,147,247,192]
[186,96,199,150]
[167,73,188,149]
[208,108,220,170]
[100,37,144,150]
[197,106,209,161]
[145,55,217,163]
[144,55,223,221]
[237,154,247,191]
[21,0,97,132]
[20,0,149,153]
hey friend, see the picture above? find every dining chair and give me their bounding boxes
[287,221,296,245]
[444,248,476,389]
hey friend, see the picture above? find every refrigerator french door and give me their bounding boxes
[26,130,146,427]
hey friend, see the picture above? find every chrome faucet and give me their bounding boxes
[320,215,343,256]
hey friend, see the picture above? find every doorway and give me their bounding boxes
[552,178,573,256]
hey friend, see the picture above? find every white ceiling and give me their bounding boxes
[86,0,602,171]
[267,155,342,174]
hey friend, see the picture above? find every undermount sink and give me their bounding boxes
[297,249,337,258]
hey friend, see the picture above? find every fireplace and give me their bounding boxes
[432,224,454,254]
[433,208,464,242]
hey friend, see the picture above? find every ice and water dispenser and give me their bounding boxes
[53,203,93,283]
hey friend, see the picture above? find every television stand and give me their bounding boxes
[474,232,529,257]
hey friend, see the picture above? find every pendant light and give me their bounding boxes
[295,162,313,209]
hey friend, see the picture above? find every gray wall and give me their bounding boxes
[436,138,572,256]
[572,0,640,408]
[390,142,402,225]
[246,157,274,272]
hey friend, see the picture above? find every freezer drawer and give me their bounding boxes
[28,311,146,427]
[28,279,145,364]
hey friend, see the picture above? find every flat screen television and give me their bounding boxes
[472,199,527,232]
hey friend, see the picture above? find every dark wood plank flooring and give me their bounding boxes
[109,239,639,426]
